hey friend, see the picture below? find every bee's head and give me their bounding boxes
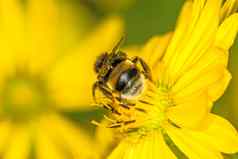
[94,53,108,73]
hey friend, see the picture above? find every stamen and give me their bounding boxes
[103,115,117,122]
[112,109,122,115]
[96,79,173,135]
[134,107,147,113]
[124,120,136,125]
[147,88,156,93]
[168,119,181,128]
[138,100,153,105]
[119,103,130,109]
[125,128,140,134]
[108,123,122,128]
[145,94,153,98]
[103,104,113,111]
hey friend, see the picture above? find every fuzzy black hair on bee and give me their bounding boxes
[94,53,108,73]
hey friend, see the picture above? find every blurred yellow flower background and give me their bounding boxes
[0,0,123,158]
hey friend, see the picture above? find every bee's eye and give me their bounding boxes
[94,53,108,73]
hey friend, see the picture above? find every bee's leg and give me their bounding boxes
[92,82,99,103]
[92,81,114,103]
[132,57,152,81]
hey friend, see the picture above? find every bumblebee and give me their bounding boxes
[92,38,152,108]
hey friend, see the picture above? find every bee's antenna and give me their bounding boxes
[112,37,125,54]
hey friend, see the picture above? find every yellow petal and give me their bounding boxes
[0,0,24,78]
[3,126,30,159]
[170,44,229,106]
[162,0,221,86]
[35,123,66,159]
[168,114,238,154]
[140,33,172,69]
[108,131,176,159]
[47,17,124,109]
[215,13,238,51]
[172,65,227,100]
[162,0,193,71]
[39,114,99,159]
[167,92,209,129]
[220,0,238,20]
[166,125,223,159]
[0,121,12,153]
[151,131,177,159]
[95,120,117,157]
[27,0,60,74]
[0,0,25,50]
[197,114,238,153]
[58,3,93,52]
[108,139,128,159]
[207,69,231,102]
[167,37,231,107]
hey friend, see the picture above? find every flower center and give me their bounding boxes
[1,72,51,122]
[101,81,174,136]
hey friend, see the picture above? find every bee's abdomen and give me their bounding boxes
[115,68,138,91]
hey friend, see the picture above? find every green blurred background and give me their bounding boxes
[62,0,238,158]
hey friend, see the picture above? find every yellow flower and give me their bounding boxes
[100,0,238,158]
[0,0,123,158]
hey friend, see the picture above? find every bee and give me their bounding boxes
[92,38,152,109]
